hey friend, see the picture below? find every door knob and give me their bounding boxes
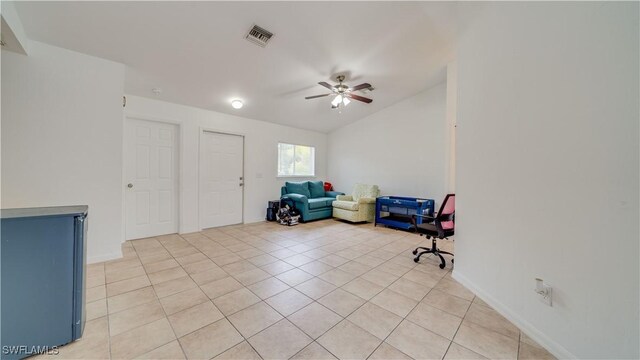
[127,183,133,189]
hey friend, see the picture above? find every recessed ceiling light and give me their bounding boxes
[231,99,244,109]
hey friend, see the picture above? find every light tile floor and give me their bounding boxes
[37,220,556,360]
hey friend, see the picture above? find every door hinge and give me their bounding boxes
[123,96,127,108]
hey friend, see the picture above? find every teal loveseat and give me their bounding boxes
[281,181,344,222]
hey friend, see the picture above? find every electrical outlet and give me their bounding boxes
[534,278,553,306]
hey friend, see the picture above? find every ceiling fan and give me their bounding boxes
[305,75,373,109]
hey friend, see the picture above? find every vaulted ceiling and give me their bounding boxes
[14,1,457,132]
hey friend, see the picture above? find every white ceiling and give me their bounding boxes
[14,1,457,133]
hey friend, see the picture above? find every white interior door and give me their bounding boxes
[125,118,179,240]
[200,131,244,229]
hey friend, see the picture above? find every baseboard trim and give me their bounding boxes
[451,270,576,360]
[244,219,267,225]
[88,250,122,264]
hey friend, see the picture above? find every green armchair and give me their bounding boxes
[280,181,344,222]
[332,184,380,222]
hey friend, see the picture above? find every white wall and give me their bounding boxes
[453,2,639,359]
[124,95,328,234]
[327,82,448,205]
[445,62,457,192]
[1,41,125,263]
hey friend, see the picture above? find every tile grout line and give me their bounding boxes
[517,330,522,360]
[104,261,114,360]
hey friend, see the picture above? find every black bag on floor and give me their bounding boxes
[266,200,280,221]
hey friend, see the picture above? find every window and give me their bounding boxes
[278,143,315,177]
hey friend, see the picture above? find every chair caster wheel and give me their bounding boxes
[412,250,417,255]
[439,263,445,269]
[413,257,420,263]
[451,259,454,264]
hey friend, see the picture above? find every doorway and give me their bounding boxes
[199,130,244,229]
[124,118,179,240]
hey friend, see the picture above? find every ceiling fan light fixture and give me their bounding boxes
[306,75,373,108]
[231,99,244,109]
[331,95,343,107]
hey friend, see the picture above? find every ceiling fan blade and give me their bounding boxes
[345,93,373,103]
[318,82,336,91]
[349,83,372,92]
[305,94,331,100]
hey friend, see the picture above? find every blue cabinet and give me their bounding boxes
[375,196,434,230]
[1,206,88,359]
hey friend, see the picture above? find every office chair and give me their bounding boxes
[411,194,455,269]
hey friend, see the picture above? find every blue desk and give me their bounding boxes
[375,196,434,230]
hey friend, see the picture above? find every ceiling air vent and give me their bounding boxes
[245,25,273,47]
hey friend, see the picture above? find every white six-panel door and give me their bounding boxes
[125,118,179,240]
[199,131,244,229]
